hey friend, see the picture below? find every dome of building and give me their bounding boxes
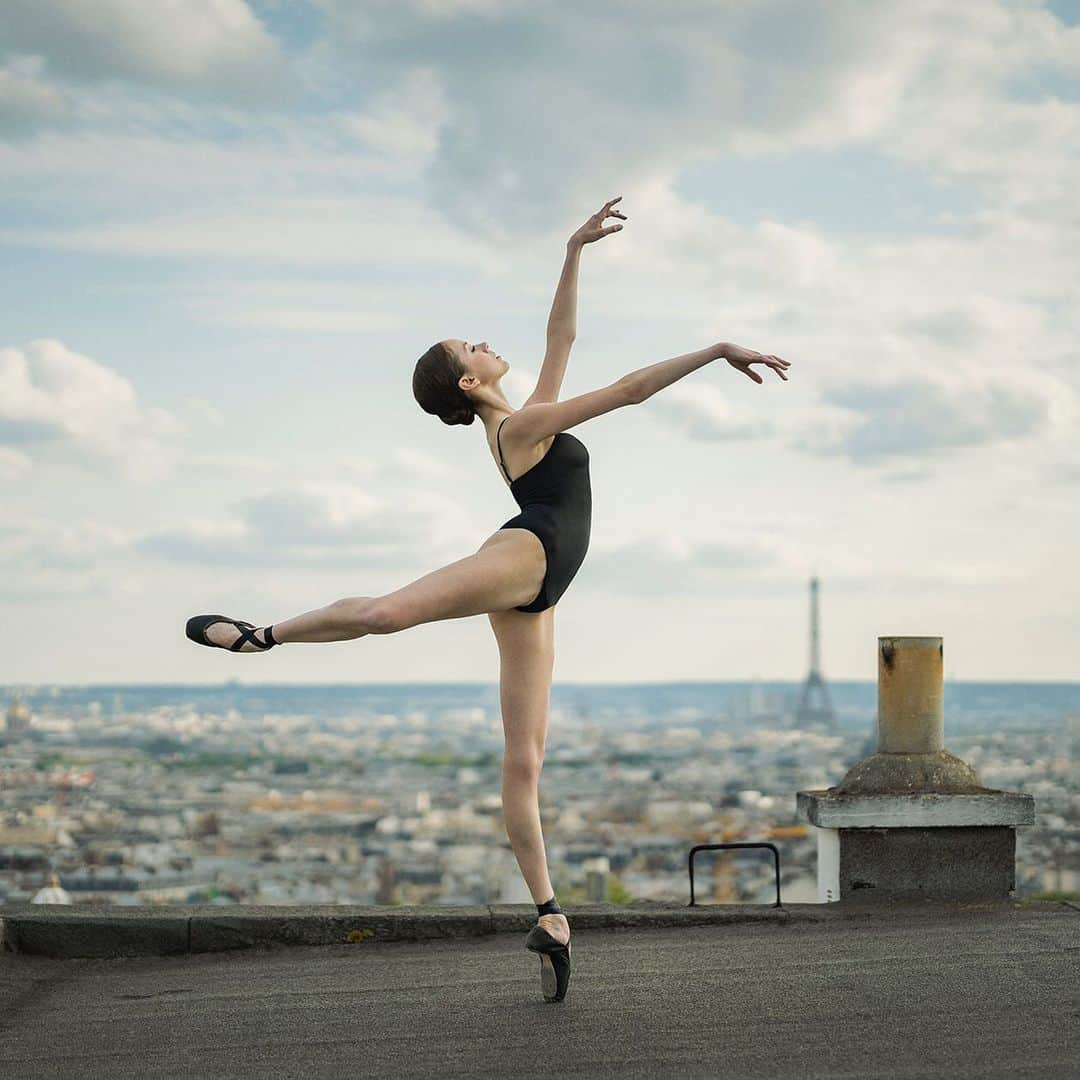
[31,872,71,905]
[6,695,32,733]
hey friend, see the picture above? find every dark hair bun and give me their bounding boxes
[413,341,477,427]
[441,405,476,426]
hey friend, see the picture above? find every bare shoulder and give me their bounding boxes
[494,409,554,484]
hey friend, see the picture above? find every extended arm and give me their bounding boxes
[511,342,790,445]
[625,342,790,402]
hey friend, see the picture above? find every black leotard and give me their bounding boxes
[496,415,592,612]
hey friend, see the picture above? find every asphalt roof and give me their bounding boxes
[1,900,1077,1078]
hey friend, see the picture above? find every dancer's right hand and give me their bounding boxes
[568,196,628,248]
[722,343,791,383]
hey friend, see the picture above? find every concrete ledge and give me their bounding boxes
[2,908,190,959]
[798,789,1036,828]
[190,904,490,954]
[1,898,1071,959]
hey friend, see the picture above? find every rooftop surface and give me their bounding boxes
[2,899,1077,1078]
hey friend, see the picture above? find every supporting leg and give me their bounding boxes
[487,605,569,943]
[502,763,556,905]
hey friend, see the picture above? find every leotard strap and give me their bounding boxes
[496,416,512,482]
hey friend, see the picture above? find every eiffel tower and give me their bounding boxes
[795,575,836,730]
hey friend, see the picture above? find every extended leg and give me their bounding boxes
[368,528,546,633]
[203,529,547,650]
[200,596,380,649]
[265,596,381,643]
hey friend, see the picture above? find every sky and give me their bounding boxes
[1,0,1078,685]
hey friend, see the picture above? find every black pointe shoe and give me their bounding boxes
[186,615,278,652]
[525,922,572,1003]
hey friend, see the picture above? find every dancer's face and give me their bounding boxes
[445,339,509,387]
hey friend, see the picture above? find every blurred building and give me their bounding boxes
[5,694,33,739]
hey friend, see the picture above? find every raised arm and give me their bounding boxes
[524,196,627,407]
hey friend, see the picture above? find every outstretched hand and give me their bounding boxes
[724,342,791,384]
[569,195,628,248]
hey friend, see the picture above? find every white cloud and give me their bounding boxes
[0,514,141,599]
[1044,459,1080,485]
[387,446,451,479]
[0,340,185,476]
[581,514,1037,602]
[137,482,476,569]
[310,0,530,40]
[0,55,65,134]
[0,122,399,211]
[0,195,506,269]
[167,274,452,335]
[337,66,449,163]
[0,0,285,99]
[644,383,775,443]
[0,446,32,478]
[794,369,1072,464]
[207,306,405,335]
[583,527,803,597]
[179,397,225,428]
[312,0,1080,237]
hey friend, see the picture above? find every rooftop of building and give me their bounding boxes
[2,898,1077,1078]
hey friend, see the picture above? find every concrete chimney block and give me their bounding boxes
[797,636,1036,903]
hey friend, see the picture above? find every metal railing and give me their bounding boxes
[687,841,783,908]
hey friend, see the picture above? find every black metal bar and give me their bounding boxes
[687,841,783,907]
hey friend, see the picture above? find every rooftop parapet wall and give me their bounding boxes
[1,898,1072,959]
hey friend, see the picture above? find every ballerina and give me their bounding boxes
[187,195,791,1002]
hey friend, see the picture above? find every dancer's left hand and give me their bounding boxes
[723,342,791,383]
[568,196,628,248]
